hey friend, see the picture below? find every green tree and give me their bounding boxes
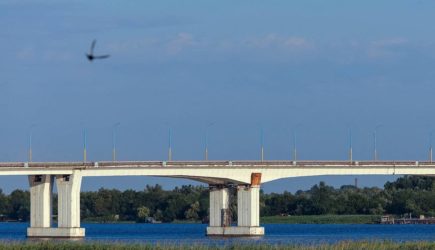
[8,190,29,221]
[0,189,8,218]
[136,206,150,222]
[185,201,200,221]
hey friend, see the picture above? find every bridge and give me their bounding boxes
[1,160,434,238]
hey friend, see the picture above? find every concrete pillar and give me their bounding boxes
[27,175,54,237]
[209,186,229,226]
[55,171,85,237]
[237,185,261,227]
[206,186,230,235]
[233,173,264,235]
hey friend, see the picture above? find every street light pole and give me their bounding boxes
[429,132,433,163]
[28,131,32,162]
[112,122,120,162]
[168,127,172,161]
[28,124,35,162]
[260,128,264,162]
[349,127,353,162]
[293,131,297,161]
[373,125,382,161]
[83,128,87,162]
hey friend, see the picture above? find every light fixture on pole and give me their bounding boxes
[28,124,36,162]
[291,124,302,161]
[112,122,120,162]
[429,131,433,163]
[292,131,297,161]
[373,124,382,161]
[83,128,87,162]
[260,128,264,162]
[349,127,353,162]
[168,127,172,161]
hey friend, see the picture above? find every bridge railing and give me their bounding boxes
[0,160,434,168]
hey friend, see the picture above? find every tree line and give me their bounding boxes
[1,175,435,222]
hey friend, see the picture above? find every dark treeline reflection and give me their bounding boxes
[0,176,435,222]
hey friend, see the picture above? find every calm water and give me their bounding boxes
[1,223,435,245]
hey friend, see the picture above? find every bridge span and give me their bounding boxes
[0,160,434,238]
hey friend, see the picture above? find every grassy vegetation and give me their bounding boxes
[1,241,435,250]
[261,214,380,224]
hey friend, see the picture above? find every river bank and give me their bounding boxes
[82,214,381,224]
[2,215,380,225]
[261,214,380,224]
[80,214,380,224]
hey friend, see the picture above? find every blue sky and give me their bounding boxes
[1,0,435,193]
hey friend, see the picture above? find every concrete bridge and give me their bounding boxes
[1,160,434,238]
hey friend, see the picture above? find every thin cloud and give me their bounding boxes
[42,50,73,62]
[16,47,35,60]
[367,38,409,59]
[371,38,408,47]
[246,34,312,51]
[107,38,159,53]
[166,33,198,55]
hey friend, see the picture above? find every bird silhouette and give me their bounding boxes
[86,40,110,62]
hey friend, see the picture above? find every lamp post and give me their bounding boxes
[373,125,382,161]
[292,131,297,161]
[205,123,214,161]
[260,128,264,162]
[292,124,302,161]
[83,128,87,162]
[28,124,35,162]
[168,127,172,161]
[429,132,433,163]
[349,127,353,162]
[112,122,120,162]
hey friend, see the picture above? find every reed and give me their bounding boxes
[1,241,435,250]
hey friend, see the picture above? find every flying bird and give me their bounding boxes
[86,40,110,62]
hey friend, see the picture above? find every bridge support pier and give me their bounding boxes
[206,173,264,236]
[206,186,230,235]
[55,172,85,238]
[234,184,264,235]
[27,172,84,238]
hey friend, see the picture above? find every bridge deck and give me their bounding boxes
[1,160,434,184]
